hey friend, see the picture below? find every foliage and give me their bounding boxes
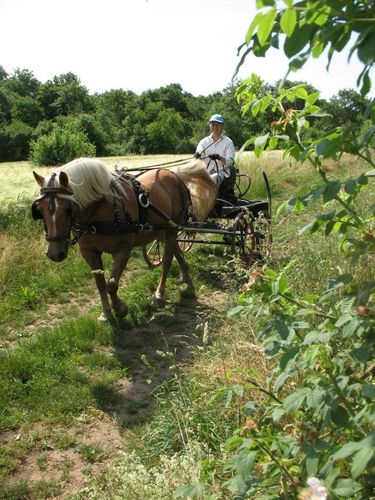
[0,120,33,161]
[29,126,96,166]
[0,61,371,161]
[176,1,375,498]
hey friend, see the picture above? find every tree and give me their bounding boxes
[324,88,371,127]
[0,120,33,161]
[0,88,11,126]
[0,65,8,81]
[146,108,186,153]
[11,95,44,127]
[37,72,93,118]
[2,68,40,97]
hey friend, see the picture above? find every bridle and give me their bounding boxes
[32,182,77,244]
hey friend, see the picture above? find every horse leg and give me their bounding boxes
[154,236,176,304]
[81,249,112,321]
[106,249,131,318]
[173,245,191,284]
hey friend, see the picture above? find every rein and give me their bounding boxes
[116,156,193,173]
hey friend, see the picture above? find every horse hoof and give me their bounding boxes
[179,274,192,285]
[114,303,129,318]
[152,293,166,308]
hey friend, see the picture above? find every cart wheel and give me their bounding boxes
[253,210,272,260]
[177,230,196,252]
[143,239,164,268]
[231,212,256,267]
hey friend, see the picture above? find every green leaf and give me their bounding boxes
[305,448,319,476]
[358,173,368,185]
[306,386,325,409]
[257,9,277,46]
[298,220,318,235]
[306,91,320,106]
[289,53,309,71]
[335,313,353,328]
[351,345,371,363]
[344,178,357,194]
[280,7,297,37]
[358,32,375,65]
[244,401,257,415]
[312,40,325,58]
[174,483,205,499]
[316,135,343,157]
[284,24,313,57]
[235,450,257,479]
[273,319,290,340]
[274,371,289,392]
[362,384,375,399]
[323,181,341,203]
[302,331,331,345]
[251,99,262,117]
[268,136,279,150]
[333,433,375,460]
[332,478,362,497]
[280,346,299,370]
[254,133,269,157]
[295,87,308,99]
[351,446,375,479]
[342,319,359,338]
[331,405,350,428]
[284,389,306,413]
[272,407,285,421]
[245,12,263,44]
[225,474,247,495]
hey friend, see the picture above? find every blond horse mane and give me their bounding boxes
[173,160,218,223]
[53,158,126,208]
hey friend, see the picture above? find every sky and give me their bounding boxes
[0,0,372,99]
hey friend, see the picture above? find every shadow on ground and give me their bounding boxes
[95,283,223,428]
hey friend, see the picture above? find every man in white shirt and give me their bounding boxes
[195,114,236,185]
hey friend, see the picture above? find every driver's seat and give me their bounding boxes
[218,164,237,204]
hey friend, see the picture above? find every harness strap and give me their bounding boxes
[71,220,178,239]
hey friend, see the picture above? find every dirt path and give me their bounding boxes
[4,287,229,498]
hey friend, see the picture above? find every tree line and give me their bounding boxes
[0,64,371,165]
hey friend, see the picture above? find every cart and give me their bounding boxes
[142,168,272,268]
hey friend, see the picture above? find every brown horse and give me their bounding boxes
[32,157,217,320]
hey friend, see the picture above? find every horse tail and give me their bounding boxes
[173,160,218,222]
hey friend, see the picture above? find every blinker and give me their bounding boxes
[31,199,44,220]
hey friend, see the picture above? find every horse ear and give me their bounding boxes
[59,171,70,188]
[33,171,45,187]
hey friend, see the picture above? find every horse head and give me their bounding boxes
[32,170,76,262]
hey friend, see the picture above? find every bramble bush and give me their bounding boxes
[176,1,375,498]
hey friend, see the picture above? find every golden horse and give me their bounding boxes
[32,157,217,320]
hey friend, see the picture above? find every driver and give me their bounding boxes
[194,114,235,185]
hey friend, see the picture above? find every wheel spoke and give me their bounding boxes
[142,239,164,268]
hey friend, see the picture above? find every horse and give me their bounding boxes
[32,157,217,321]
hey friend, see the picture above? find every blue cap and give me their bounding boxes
[209,114,224,124]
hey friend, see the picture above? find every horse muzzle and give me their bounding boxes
[46,238,70,262]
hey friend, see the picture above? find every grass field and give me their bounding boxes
[0,152,372,499]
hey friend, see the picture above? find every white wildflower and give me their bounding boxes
[305,477,328,499]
